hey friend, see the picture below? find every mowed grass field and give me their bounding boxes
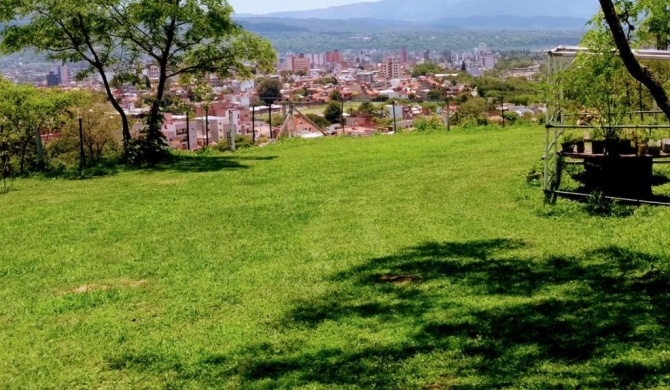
[2,126,670,389]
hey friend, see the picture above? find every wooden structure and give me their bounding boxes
[544,46,670,205]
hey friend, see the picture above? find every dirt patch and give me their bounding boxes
[378,274,420,284]
[63,279,148,295]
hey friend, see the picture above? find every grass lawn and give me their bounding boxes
[2,125,670,389]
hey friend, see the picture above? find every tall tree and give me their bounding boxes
[256,78,283,107]
[0,0,275,163]
[598,0,670,120]
[256,78,283,134]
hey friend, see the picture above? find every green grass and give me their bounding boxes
[2,126,670,389]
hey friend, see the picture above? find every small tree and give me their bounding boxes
[324,102,343,124]
[330,90,343,102]
[256,78,283,134]
[0,80,72,173]
[357,101,376,117]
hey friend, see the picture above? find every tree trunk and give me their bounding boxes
[599,0,670,121]
[19,139,29,175]
[96,64,132,145]
[34,126,44,169]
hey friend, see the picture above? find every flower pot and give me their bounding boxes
[575,141,585,154]
[561,142,575,153]
[663,139,670,154]
[590,140,606,155]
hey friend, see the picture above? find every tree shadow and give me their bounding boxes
[145,154,278,173]
[102,239,670,388]
[232,240,670,388]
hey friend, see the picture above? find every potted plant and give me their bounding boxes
[648,133,662,157]
[588,127,606,155]
[562,130,584,153]
[630,130,650,157]
[561,131,576,153]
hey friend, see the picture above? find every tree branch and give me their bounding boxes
[599,0,670,121]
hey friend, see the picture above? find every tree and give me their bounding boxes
[48,92,121,166]
[74,94,121,163]
[357,101,376,117]
[324,102,343,124]
[256,78,283,106]
[427,89,443,101]
[411,62,444,77]
[0,80,72,173]
[598,0,670,121]
[1,0,275,163]
[330,90,343,102]
[191,77,215,147]
[305,114,330,129]
[256,78,283,134]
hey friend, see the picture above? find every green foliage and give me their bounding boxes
[357,101,376,116]
[475,76,541,103]
[0,79,74,174]
[256,78,283,106]
[1,0,276,163]
[264,113,286,126]
[413,115,447,132]
[426,89,444,101]
[216,135,254,152]
[324,101,342,124]
[329,90,343,102]
[411,62,445,77]
[314,76,338,85]
[3,126,670,388]
[455,97,488,123]
[305,113,330,129]
[503,111,520,124]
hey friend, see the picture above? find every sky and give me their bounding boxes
[228,0,377,15]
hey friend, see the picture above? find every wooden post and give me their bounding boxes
[78,117,85,174]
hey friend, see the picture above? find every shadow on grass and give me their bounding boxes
[104,239,670,388]
[240,240,670,388]
[147,154,277,173]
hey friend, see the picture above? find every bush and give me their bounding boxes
[305,114,331,129]
[413,116,447,132]
[216,135,254,152]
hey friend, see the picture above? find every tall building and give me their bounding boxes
[325,50,343,64]
[46,71,60,87]
[291,54,310,74]
[381,57,401,80]
[483,55,497,70]
[400,47,407,65]
[58,65,69,85]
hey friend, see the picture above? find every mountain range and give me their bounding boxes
[264,0,599,21]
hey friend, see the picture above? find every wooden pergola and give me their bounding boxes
[544,46,670,205]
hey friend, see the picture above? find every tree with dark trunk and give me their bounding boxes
[598,0,670,121]
[1,0,275,164]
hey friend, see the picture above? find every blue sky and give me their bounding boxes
[229,0,376,15]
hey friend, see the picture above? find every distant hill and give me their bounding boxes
[236,20,310,33]
[265,0,599,21]
[235,16,588,33]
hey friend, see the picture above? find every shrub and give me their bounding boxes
[413,116,447,132]
[217,135,254,152]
